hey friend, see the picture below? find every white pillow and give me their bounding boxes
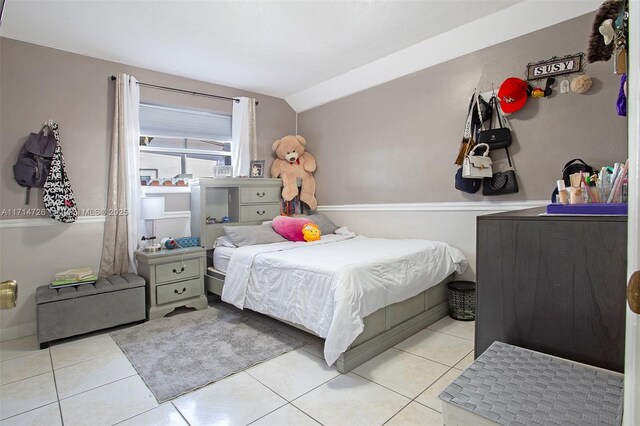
[335,226,353,236]
[214,235,236,248]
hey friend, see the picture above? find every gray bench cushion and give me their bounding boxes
[36,273,145,304]
[439,341,624,426]
[36,273,146,346]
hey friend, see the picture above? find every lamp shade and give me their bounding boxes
[141,197,165,220]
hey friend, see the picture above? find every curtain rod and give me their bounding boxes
[109,75,258,105]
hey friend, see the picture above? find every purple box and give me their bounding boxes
[546,203,628,215]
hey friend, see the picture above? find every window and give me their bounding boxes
[138,103,232,183]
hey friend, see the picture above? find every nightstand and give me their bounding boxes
[135,247,208,320]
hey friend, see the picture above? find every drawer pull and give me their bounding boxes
[256,210,266,216]
[174,287,187,295]
[172,267,185,274]
[256,192,266,197]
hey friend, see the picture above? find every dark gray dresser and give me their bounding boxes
[475,207,627,372]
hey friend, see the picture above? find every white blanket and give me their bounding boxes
[222,232,467,366]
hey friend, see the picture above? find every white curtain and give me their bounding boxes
[231,97,257,177]
[99,73,144,276]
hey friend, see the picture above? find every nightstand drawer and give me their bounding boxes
[156,278,201,305]
[155,259,200,284]
[238,203,280,222]
[239,186,281,204]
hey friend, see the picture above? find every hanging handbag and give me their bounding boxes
[471,93,492,126]
[478,96,512,149]
[482,147,519,196]
[42,121,78,223]
[462,143,492,178]
[454,91,492,166]
[454,94,477,166]
[455,167,481,193]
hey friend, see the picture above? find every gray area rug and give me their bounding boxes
[111,305,304,403]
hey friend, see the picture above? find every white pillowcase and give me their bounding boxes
[214,235,237,248]
[335,226,353,235]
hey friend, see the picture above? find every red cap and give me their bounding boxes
[497,77,528,113]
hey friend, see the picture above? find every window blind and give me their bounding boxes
[139,103,232,142]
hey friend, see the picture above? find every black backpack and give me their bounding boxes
[13,125,56,204]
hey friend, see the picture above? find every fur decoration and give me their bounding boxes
[587,0,623,63]
[570,75,593,94]
[271,135,317,210]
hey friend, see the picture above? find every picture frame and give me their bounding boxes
[140,168,158,186]
[250,160,265,178]
[139,168,158,178]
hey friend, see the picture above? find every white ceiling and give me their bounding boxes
[1,1,598,112]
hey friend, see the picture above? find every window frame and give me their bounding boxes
[138,102,233,184]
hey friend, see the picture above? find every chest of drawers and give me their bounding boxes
[237,184,281,221]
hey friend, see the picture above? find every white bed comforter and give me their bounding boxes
[222,231,467,366]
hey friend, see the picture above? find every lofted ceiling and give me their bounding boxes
[1,1,599,111]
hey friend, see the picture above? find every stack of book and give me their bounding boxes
[280,196,303,216]
[49,268,97,289]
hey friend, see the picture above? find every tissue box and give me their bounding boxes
[175,236,201,248]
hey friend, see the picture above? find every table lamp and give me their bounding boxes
[141,197,165,251]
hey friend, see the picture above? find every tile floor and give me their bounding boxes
[0,308,474,426]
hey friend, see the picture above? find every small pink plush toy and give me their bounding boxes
[272,216,321,242]
[271,135,317,210]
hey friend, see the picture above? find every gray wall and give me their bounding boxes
[0,37,296,216]
[299,13,628,205]
[0,38,295,339]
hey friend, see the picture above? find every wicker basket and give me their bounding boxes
[447,281,476,321]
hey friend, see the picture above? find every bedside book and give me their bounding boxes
[55,267,93,280]
[49,275,97,289]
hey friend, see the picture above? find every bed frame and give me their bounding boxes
[205,269,451,373]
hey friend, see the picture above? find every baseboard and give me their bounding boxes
[0,322,36,342]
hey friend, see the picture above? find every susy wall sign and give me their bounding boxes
[526,53,584,81]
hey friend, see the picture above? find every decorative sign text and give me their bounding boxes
[526,53,583,81]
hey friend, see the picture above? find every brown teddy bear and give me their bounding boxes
[271,135,317,210]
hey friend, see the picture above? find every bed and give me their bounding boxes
[204,225,467,373]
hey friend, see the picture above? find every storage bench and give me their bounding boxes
[36,273,146,349]
[439,341,624,426]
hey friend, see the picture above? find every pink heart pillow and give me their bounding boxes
[272,216,314,242]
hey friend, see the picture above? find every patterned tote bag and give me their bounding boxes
[42,122,78,223]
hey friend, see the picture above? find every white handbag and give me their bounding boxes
[462,143,493,179]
